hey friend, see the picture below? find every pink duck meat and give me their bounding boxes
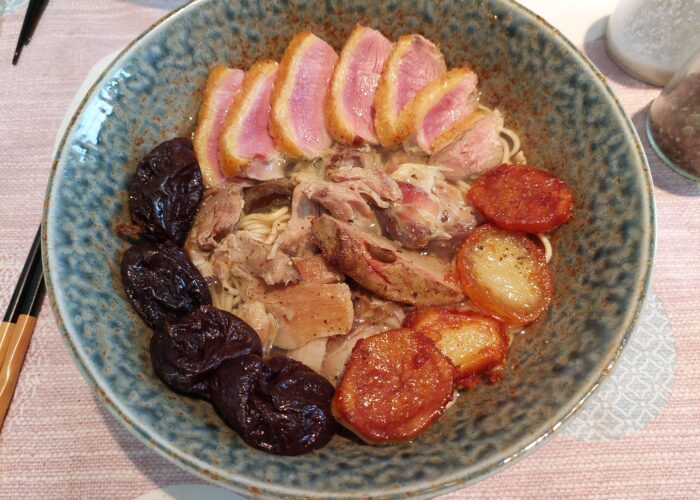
[429,109,505,180]
[219,60,285,180]
[269,31,339,159]
[374,34,447,148]
[401,67,479,155]
[192,65,245,188]
[326,25,392,146]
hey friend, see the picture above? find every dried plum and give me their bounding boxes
[211,354,336,455]
[151,305,262,399]
[129,138,203,245]
[121,241,211,329]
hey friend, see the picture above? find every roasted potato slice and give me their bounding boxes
[404,307,509,385]
[332,328,455,444]
[456,224,553,325]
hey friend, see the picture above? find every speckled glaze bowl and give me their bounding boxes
[42,0,655,497]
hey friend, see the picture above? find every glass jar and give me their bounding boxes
[646,47,700,181]
[607,0,700,85]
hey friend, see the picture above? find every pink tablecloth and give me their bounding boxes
[0,1,698,498]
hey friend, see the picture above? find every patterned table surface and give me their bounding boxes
[0,1,698,498]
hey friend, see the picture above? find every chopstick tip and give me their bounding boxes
[12,44,22,65]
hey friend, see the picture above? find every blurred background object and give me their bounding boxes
[647,47,700,180]
[606,0,700,85]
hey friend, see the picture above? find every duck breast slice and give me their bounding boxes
[374,34,446,148]
[402,68,479,155]
[429,109,504,180]
[269,32,339,159]
[326,25,392,145]
[193,65,245,188]
[219,60,285,180]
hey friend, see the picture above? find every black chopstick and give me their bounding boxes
[16,248,45,320]
[12,0,50,65]
[0,227,45,429]
[0,226,41,364]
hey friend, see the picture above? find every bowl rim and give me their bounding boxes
[41,0,656,497]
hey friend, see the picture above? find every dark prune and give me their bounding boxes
[121,241,211,329]
[211,354,336,455]
[151,305,262,399]
[129,138,203,245]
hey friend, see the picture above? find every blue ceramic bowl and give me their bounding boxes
[42,0,655,497]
